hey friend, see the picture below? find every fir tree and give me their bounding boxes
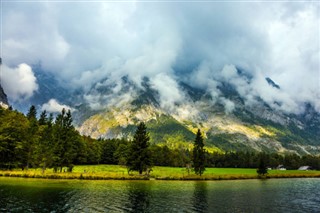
[193,129,206,176]
[25,105,39,169]
[126,122,152,175]
[52,108,80,172]
[257,153,268,177]
[27,105,37,120]
[36,110,54,173]
[38,110,48,125]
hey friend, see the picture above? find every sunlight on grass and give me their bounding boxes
[0,165,319,180]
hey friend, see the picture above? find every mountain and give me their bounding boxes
[0,83,9,108]
[9,65,320,155]
[73,74,320,155]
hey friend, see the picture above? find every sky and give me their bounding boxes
[1,0,319,113]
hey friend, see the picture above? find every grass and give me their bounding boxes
[0,165,320,180]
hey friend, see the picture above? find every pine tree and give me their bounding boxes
[36,110,54,173]
[52,109,80,172]
[126,122,152,175]
[193,129,205,176]
[24,105,39,170]
[38,110,48,125]
[27,105,37,120]
[257,153,268,177]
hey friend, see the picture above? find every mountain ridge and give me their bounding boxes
[6,65,320,155]
[74,75,320,155]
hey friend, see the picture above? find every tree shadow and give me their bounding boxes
[192,181,209,213]
[126,182,151,213]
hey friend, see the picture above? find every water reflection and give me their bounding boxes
[192,181,208,213]
[0,183,75,212]
[0,178,320,212]
[126,182,151,212]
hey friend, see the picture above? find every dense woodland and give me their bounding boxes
[0,106,319,172]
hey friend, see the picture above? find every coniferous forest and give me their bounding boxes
[0,106,320,173]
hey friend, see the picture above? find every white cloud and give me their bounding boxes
[189,61,220,100]
[2,3,70,71]
[41,99,74,113]
[1,63,38,101]
[151,73,184,111]
[219,97,235,114]
[83,78,138,110]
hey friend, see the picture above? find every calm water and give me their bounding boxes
[0,177,319,213]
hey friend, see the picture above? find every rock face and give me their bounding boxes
[0,83,9,108]
[266,77,280,89]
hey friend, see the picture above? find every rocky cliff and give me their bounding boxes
[0,83,9,108]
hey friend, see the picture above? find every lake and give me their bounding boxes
[0,177,319,212]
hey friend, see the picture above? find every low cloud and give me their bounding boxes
[151,73,184,111]
[189,63,314,114]
[83,78,138,110]
[41,99,75,113]
[1,63,38,101]
[189,61,221,101]
[219,97,235,114]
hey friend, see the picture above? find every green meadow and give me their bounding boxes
[1,164,320,180]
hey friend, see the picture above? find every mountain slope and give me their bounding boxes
[7,64,319,155]
[75,75,320,155]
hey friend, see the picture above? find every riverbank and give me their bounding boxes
[1,165,320,180]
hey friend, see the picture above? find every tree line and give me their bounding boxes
[207,151,320,170]
[0,106,84,172]
[0,106,319,174]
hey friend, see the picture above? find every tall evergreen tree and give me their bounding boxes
[38,110,48,125]
[101,139,118,164]
[257,153,268,176]
[193,129,205,176]
[27,105,37,120]
[36,110,54,173]
[126,122,152,175]
[24,105,39,169]
[52,109,80,172]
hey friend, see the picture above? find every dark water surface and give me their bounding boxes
[0,177,319,212]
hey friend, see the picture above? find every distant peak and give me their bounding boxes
[265,77,280,89]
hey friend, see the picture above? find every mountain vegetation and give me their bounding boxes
[0,106,83,172]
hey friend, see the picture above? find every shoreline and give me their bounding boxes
[1,171,320,181]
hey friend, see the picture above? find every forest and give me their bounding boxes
[0,106,319,172]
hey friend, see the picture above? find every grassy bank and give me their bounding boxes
[1,165,320,180]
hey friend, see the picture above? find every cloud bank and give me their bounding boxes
[41,99,74,113]
[1,63,38,101]
[1,1,319,113]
